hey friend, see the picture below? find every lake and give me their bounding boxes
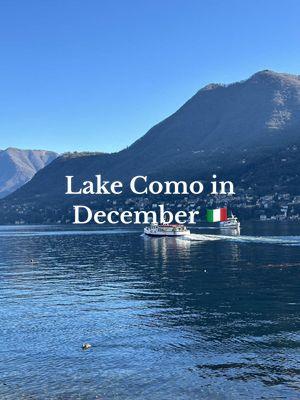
[0,223,299,399]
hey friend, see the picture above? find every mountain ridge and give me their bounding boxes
[0,148,58,199]
[1,70,300,222]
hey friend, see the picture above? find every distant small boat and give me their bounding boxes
[144,222,190,237]
[219,213,240,232]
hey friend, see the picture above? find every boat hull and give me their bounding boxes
[144,222,190,237]
[144,231,190,237]
[220,218,240,231]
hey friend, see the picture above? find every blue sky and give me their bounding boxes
[0,0,299,153]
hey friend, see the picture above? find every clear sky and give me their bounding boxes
[0,0,299,153]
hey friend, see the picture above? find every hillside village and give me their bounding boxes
[4,189,300,224]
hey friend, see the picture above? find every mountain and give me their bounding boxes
[1,70,300,223]
[0,148,58,199]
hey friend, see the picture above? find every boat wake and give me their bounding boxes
[186,233,300,246]
[186,234,222,242]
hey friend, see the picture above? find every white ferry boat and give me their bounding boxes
[219,213,240,232]
[144,222,190,237]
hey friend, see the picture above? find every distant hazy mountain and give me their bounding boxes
[1,70,300,222]
[0,148,58,199]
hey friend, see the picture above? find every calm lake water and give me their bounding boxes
[0,223,299,399]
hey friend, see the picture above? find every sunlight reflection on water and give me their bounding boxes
[0,223,299,399]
